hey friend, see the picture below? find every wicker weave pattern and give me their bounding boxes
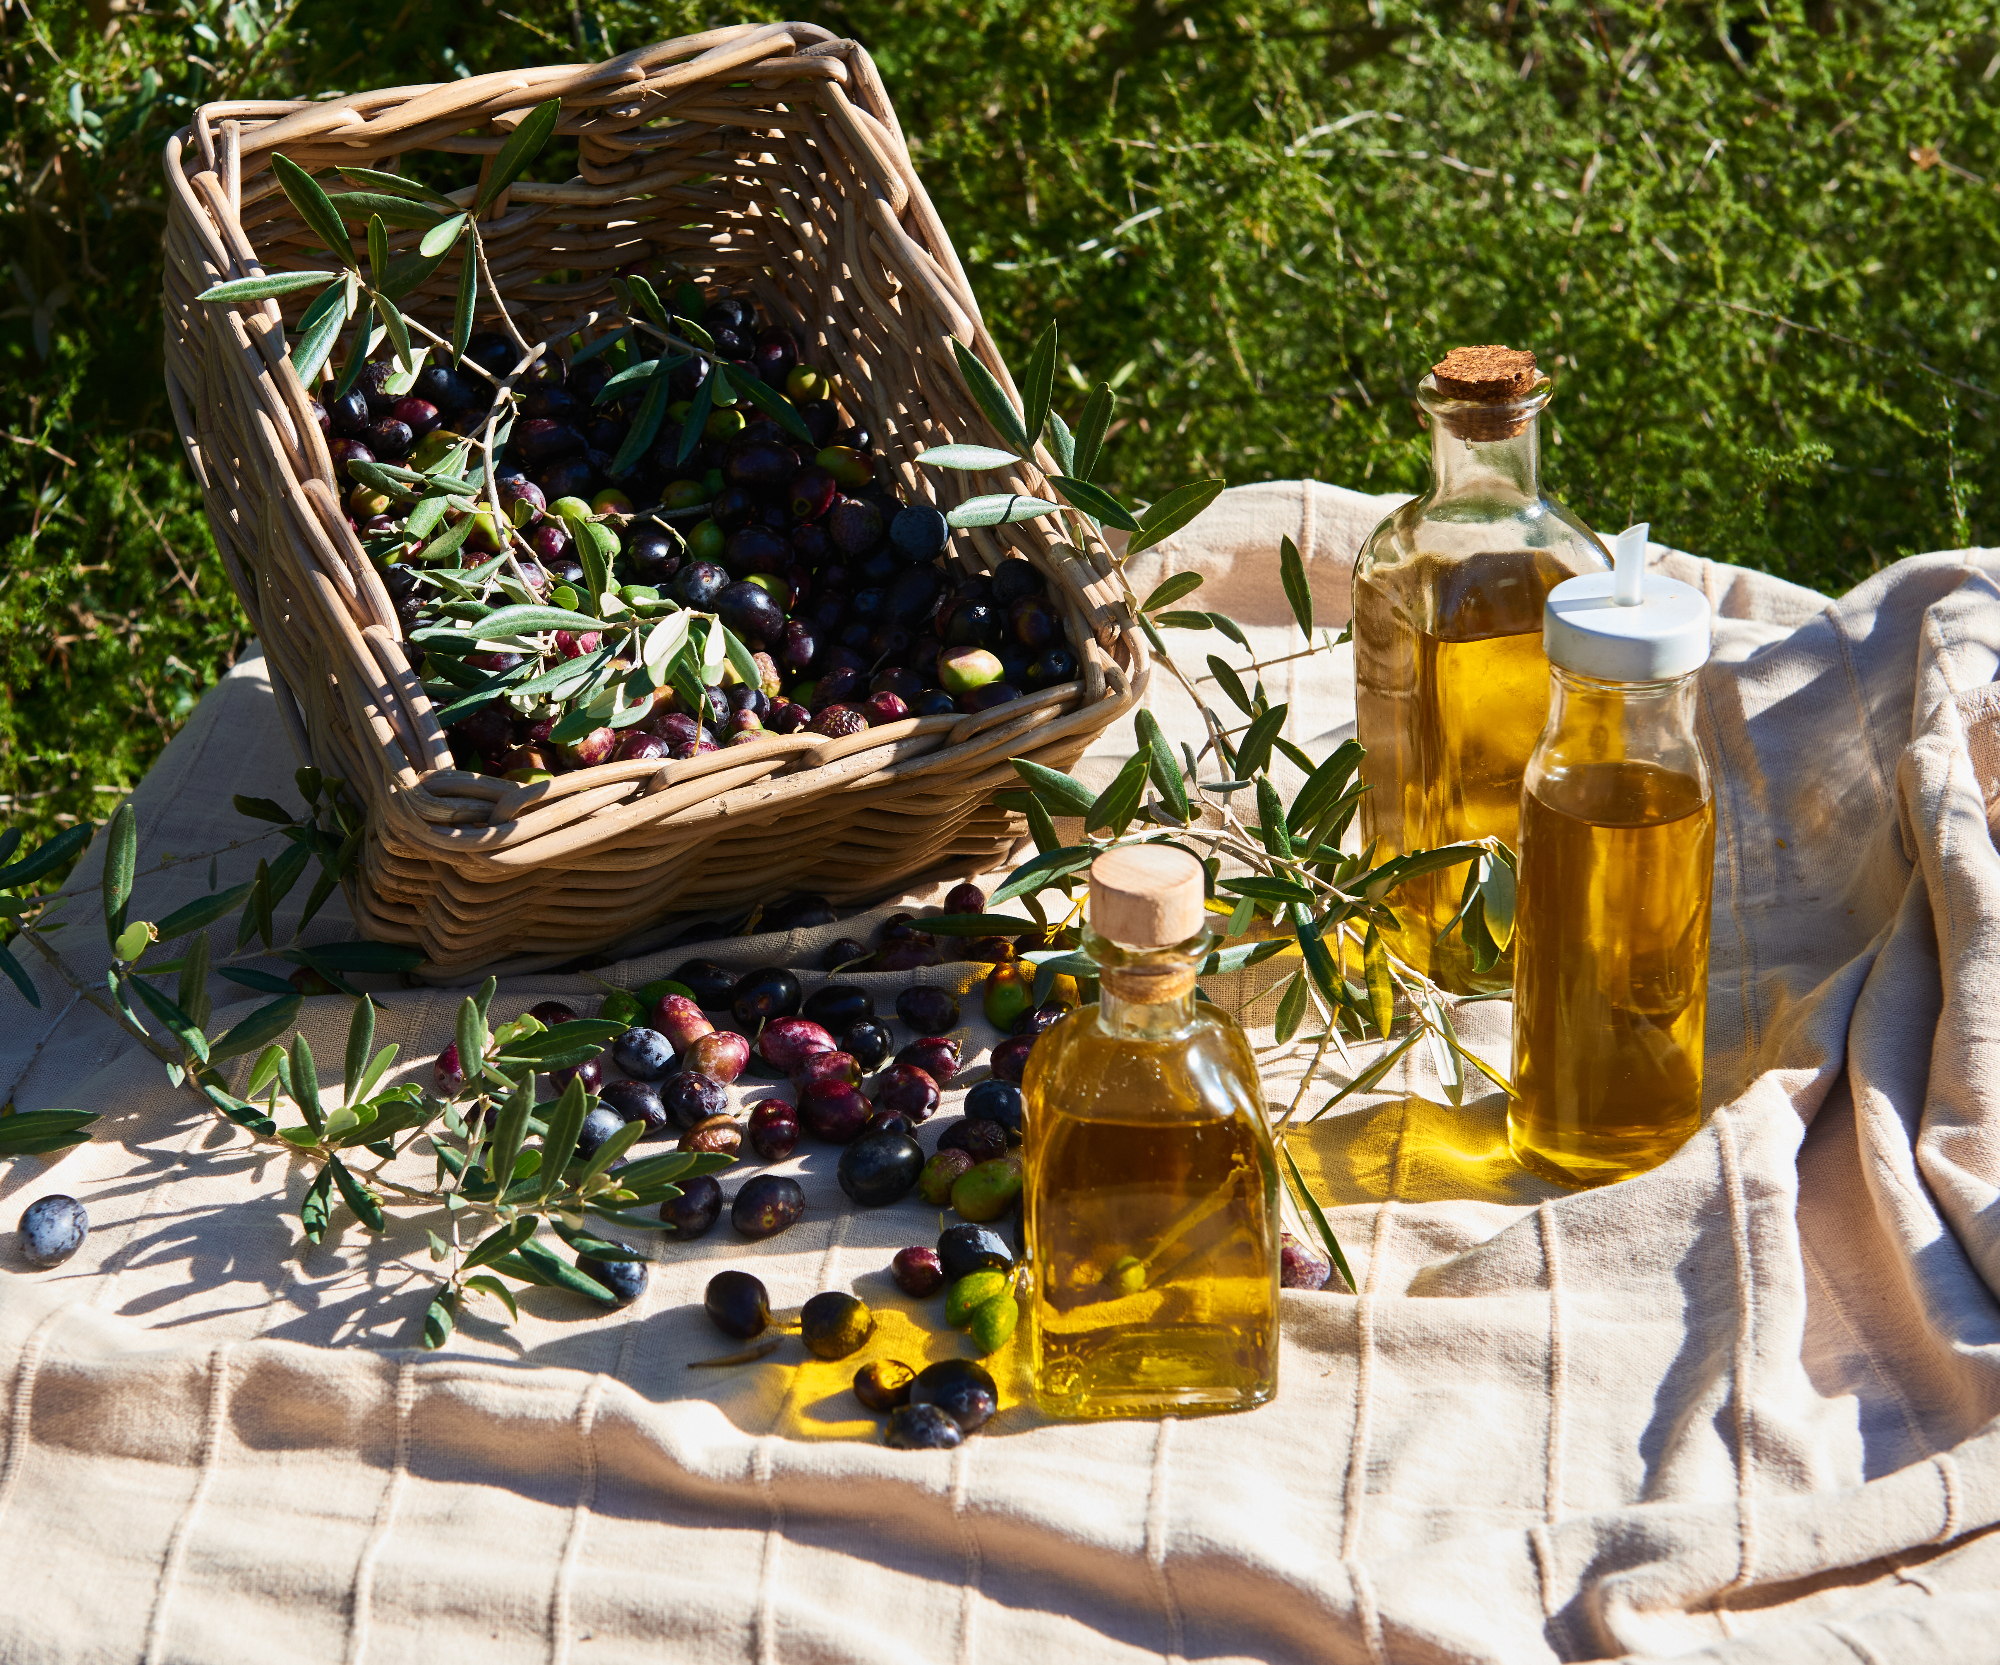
[161,25,1145,975]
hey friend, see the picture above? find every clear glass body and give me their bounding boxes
[1022,929,1280,1420]
[1508,667,1716,1188]
[1352,377,1609,995]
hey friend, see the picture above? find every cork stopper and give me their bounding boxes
[1424,345,1546,441]
[1088,846,1206,948]
[1431,345,1539,402]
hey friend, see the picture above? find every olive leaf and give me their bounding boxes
[420,212,469,258]
[0,823,92,891]
[272,155,357,271]
[946,493,1062,529]
[917,443,1021,470]
[451,241,478,366]
[1279,534,1314,636]
[951,338,1032,456]
[1071,382,1114,481]
[478,97,562,212]
[1050,475,1140,532]
[1279,1144,1356,1294]
[1126,478,1226,559]
[290,280,352,386]
[198,269,340,303]
[1020,320,1058,449]
[1141,571,1203,612]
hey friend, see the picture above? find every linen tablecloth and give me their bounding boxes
[1,482,1996,1663]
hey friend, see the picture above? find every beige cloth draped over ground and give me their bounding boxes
[3,482,1999,1663]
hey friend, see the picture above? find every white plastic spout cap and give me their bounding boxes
[1544,524,1712,681]
[1613,521,1649,607]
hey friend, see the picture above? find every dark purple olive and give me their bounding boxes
[522,385,579,422]
[674,561,731,609]
[838,1130,925,1207]
[730,966,801,1026]
[673,959,739,1010]
[964,1079,1024,1144]
[732,1174,807,1239]
[433,1041,466,1094]
[910,1358,999,1433]
[414,364,474,411]
[787,466,837,522]
[942,599,1004,648]
[519,417,585,464]
[723,525,790,578]
[937,1222,1014,1281]
[625,525,682,583]
[872,1065,940,1123]
[577,1253,647,1307]
[357,360,399,413]
[767,701,812,734]
[860,693,909,726]
[462,331,514,380]
[531,522,575,566]
[871,667,925,704]
[811,706,868,739]
[724,437,799,494]
[802,983,874,1035]
[660,1174,724,1239]
[821,937,870,972]
[708,482,757,531]
[612,1026,676,1082]
[1281,1231,1334,1290]
[844,1018,893,1068]
[551,1054,604,1094]
[575,1105,628,1159]
[896,1036,961,1086]
[329,438,375,479]
[660,1070,729,1130]
[885,1404,964,1449]
[704,295,756,333]
[528,998,579,1027]
[876,937,943,973]
[616,731,669,763]
[990,1034,1036,1084]
[855,1359,916,1413]
[885,565,945,624]
[864,1109,918,1138]
[913,690,957,717]
[329,390,370,435]
[716,580,788,642]
[753,326,800,388]
[892,1245,945,1297]
[599,1078,670,1138]
[391,396,440,439]
[827,497,883,556]
[938,1119,1008,1165]
[1009,595,1061,650]
[991,558,1043,606]
[758,1017,835,1076]
[1012,1002,1073,1038]
[895,986,960,1035]
[889,502,949,563]
[800,400,839,447]
[799,1081,871,1144]
[747,1097,800,1161]
[535,457,597,502]
[1026,646,1079,689]
[957,684,1023,714]
[705,1268,770,1337]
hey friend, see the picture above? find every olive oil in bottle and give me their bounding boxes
[1023,846,1279,1419]
[1352,347,1610,995]
[1509,526,1717,1188]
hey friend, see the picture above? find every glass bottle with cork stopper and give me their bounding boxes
[1508,524,1716,1187]
[1021,845,1279,1420]
[1351,345,1609,995]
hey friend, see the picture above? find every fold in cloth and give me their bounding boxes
[0,483,1996,1663]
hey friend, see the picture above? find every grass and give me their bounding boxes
[1,0,1993,850]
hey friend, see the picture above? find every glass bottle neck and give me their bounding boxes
[1428,404,1541,502]
[1548,663,1699,726]
[1085,927,1205,1038]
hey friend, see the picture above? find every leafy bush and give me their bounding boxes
[2,0,1992,851]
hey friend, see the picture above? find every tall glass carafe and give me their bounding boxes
[1351,346,1609,994]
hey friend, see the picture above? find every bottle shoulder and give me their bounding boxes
[1026,1003,1267,1125]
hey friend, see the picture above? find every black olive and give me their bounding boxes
[731,1175,806,1239]
[854,1359,916,1413]
[964,1080,1025,1145]
[884,1404,964,1449]
[844,1018,893,1070]
[937,1118,1008,1164]
[802,983,875,1034]
[577,1252,648,1307]
[910,1358,999,1433]
[836,1131,925,1207]
[660,1175,724,1240]
[673,958,740,1011]
[704,1268,770,1338]
[730,966,802,1026]
[937,1223,1014,1283]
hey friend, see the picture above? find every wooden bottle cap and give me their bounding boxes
[1089,845,1206,947]
[1431,345,1539,402]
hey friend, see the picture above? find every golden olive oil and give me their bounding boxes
[1024,1009,1279,1420]
[1508,761,1715,1187]
[1354,550,1578,992]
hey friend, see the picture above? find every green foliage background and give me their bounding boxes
[2,0,1994,846]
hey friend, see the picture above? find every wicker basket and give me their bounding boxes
[161,24,1145,976]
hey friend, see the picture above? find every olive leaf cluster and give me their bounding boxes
[0,778,722,1347]
[192,108,807,754]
